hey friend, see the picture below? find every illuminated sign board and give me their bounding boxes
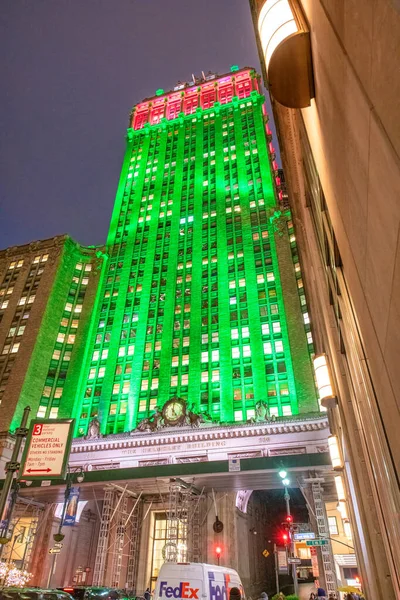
[20,419,74,480]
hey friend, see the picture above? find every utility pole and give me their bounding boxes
[274,543,279,595]
[0,407,30,545]
[283,485,299,598]
[278,469,299,598]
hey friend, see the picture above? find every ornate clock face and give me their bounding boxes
[162,399,186,425]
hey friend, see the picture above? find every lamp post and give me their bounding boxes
[0,407,31,548]
[47,466,84,588]
[278,470,299,598]
[53,466,84,544]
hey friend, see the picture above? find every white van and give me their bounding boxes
[154,562,245,600]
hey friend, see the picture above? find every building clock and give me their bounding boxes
[162,398,186,426]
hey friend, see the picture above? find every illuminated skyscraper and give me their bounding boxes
[66,66,319,437]
[0,68,331,592]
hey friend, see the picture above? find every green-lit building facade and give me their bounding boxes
[63,66,318,437]
[0,67,319,438]
[0,68,334,594]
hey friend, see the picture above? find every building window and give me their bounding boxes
[150,513,187,588]
[328,516,339,535]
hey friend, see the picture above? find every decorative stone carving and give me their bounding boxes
[86,418,101,440]
[268,209,287,236]
[249,400,274,423]
[135,408,163,432]
[134,401,213,432]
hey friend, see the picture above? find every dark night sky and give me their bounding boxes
[0,1,277,250]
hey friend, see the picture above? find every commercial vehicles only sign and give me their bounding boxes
[20,419,75,480]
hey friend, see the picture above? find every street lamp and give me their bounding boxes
[313,354,337,410]
[334,475,346,503]
[337,501,348,521]
[53,467,84,543]
[328,435,343,470]
[48,466,84,589]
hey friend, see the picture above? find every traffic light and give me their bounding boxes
[286,515,293,525]
[282,532,289,546]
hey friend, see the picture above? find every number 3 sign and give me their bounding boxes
[33,424,43,436]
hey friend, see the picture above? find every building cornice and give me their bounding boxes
[71,414,329,454]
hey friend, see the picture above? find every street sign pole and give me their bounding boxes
[47,551,58,589]
[283,485,299,598]
[0,406,31,546]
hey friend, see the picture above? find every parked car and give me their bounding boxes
[58,588,131,600]
[0,589,73,600]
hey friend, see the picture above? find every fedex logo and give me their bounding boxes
[208,572,232,600]
[159,582,199,599]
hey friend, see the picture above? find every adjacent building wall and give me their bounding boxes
[248,0,400,597]
[0,236,102,433]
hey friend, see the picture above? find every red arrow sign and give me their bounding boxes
[27,468,52,473]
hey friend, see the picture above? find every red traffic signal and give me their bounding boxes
[286,515,293,524]
[282,533,289,545]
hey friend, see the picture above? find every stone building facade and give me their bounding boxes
[249,1,400,598]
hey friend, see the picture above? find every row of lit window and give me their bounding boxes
[88,339,285,366]
[7,259,24,270]
[234,405,292,421]
[0,259,49,357]
[37,261,92,417]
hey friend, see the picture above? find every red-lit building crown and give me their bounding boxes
[131,68,259,130]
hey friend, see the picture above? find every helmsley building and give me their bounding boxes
[0,68,344,596]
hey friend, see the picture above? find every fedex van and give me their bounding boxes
[154,562,245,600]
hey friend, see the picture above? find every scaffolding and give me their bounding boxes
[311,482,337,595]
[3,500,44,572]
[93,488,114,586]
[110,493,129,589]
[126,498,143,592]
[165,482,181,562]
[93,480,204,588]
[165,480,204,564]
[21,505,42,572]
[188,494,203,563]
